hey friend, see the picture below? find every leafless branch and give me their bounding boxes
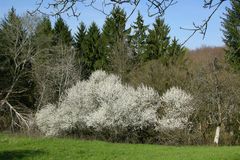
[180,0,227,45]
[147,0,177,17]
[0,14,41,131]
[29,0,178,18]
[5,101,30,130]
[29,0,228,44]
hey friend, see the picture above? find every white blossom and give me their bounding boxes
[35,71,194,137]
[35,104,58,136]
[159,87,193,130]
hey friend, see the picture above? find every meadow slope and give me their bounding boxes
[0,134,240,160]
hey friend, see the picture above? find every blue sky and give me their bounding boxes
[0,0,230,49]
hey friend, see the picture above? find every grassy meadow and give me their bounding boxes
[0,134,240,160]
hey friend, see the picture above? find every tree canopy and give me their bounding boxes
[222,0,240,70]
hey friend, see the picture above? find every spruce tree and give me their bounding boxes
[101,7,131,73]
[74,22,87,71]
[131,11,148,63]
[102,7,130,53]
[144,18,170,61]
[81,22,105,78]
[34,17,53,56]
[75,22,86,52]
[0,8,25,89]
[0,8,24,56]
[222,0,240,69]
[0,9,17,91]
[102,7,129,47]
[33,17,53,75]
[53,17,72,46]
[166,37,186,64]
[35,17,52,36]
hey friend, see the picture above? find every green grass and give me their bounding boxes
[0,134,240,160]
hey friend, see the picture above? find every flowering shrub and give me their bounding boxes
[35,104,58,136]
[35,70,193,140]
[159,87,193,130]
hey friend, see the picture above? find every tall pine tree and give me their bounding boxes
[144,18,170,61]
[101,7,131,74]
[74,22,87,71]
[131,11,148,63]
[0,8,21,91]
[35,17,52,36]
[102,7,129,49]
[53,17,72,46]
[222,0,240,70]
[34,17,53,57]
[75,22,86,53]
[167,37,186,65]
[81,22,105,78]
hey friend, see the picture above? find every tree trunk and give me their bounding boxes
[214,126,221,145]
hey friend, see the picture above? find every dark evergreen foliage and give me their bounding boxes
[145,18,171,61]
[131,11,149,63]
[101,7,131,73]
[34,17,53,56]
[81,22,106,78]
[74,22,87,72]
[53,17,72,46]
[222,0,240,70]
[0,8,35,110]
[102,7,129,48]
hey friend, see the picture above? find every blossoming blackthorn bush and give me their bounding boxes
[159,87,193,130]
[36,70,193,142]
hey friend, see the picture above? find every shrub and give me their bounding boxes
[35,70,193,143]
[35,104,58,136]
[159,87,193,130]
[126,58,190,94]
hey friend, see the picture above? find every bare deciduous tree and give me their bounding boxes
[0,14,41,131]
[190,58,240,145]
[33,43,80,108]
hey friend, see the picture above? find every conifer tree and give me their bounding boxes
[166,37,186,64]
[0,8,27,90]
[144,18,170,61]
[81,22,105,78]
[75,22,86,52]
[102,7,129,48]
[102,7,130,53]
[0,8,20,91]
[53,17,72,46]
[131,11,148,63]
[101,7,131,73]
[0,8,24,56]
[34,17,53,56]
[222,0,240,70]
[74,22,86,71]
[35,17,52,36]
